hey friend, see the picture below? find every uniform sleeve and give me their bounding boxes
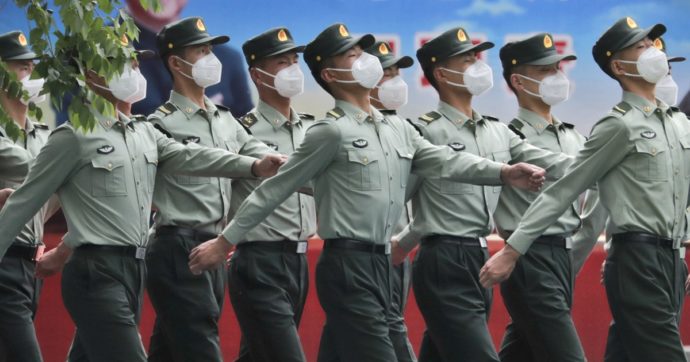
[0,129,80,259]
[236,123,276,158]
[406,122,504,185]
[506,116,630,254]
[152,125,257,178]
[0,137,31,183]
[222,121,341,244]
[571,187,608,274]
[506,128,573,179]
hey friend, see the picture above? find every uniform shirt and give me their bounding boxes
[0,112,257,259]
[222,99,507,246]
[508,92,690,254]
[0,119,52,246]
[229,100,316,243]
[397,102,571,250]
[149,91,272,234]
[0,136,31,183]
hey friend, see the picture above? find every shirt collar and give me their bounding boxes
[335,99,384,124]
[622,91,661,117]
[256,99,300,130]
[170,90,218,120]
[0,118,38,138]
[517,107,563,135]
[438,101,482,129]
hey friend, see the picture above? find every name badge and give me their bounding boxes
[296,241,308,254]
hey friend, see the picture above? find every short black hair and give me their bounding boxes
[162,46,188,79]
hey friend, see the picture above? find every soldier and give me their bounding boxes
[0,36,283,361]
[392,28,575,362]
[364,40,417,362]
[188,23,546,361]
[490,33,606,362]
[0,29,55,362]
[480,17,690,361]
[145,17,276,362]
[227,27,316,362]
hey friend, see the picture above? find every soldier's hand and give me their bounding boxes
[391,237,408,266]
[252,154,287,178]
[0,188,14,209]
[500,163,545,192]
[479,244,521,288]
[35,242,72,279]
[189,235,233,275]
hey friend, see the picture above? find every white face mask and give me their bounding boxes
[518,71,571,106]
[92,64,147,103]
[656,74,678,105]
[176,52,223,88]
[19,76,46,105]
[256,63,304,98]
[617,46,669,84]
[440,60,493,96]
[327,52,384,89]
[372,76,408,110]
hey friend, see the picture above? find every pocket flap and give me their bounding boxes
[347,150,378,165]
[91,158,124,171]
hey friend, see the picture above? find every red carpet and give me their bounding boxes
[34,218,690,362]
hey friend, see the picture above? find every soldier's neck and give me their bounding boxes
[369,97,385,110]
[173,81,207,111]
[440,91,473,119]
[116,101,132,117]
[0,96,27,129]
[621,81,656,104]
[334,89,372,114]
[259,92,291,119]
[517,96,552,124]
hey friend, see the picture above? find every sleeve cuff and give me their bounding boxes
[505,232,530,255]
[397,225,421,251]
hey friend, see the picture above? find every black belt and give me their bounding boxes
[612,232,673,248]
[324,238,391,255]
[75,244,147,260]
[422,235,484,247]
[5,244,44,262]
[236,240,308,254]
[156,225,217,242]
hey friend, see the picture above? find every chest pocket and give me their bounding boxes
[396,147,413,188]
[679,134,690,179]
[90,157,127,197]
[491,149,511,193]
[631,140,668,181]
[143,150,158,192]
[347,149,382,191]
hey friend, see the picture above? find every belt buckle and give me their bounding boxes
[296,242,307,254]
[385,243,391,255]
[135,247,147,260]
[32,245,45,261]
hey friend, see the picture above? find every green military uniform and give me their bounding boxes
[144,17,270,362]
[219,23,516,362]
[228,27,316,362]
[0,31,54,362]
[505,18,689,361]
[364,40,417,362]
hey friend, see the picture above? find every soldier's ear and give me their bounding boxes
[510,73,523,92]
[610,59,626,77]
[321,67,335,84]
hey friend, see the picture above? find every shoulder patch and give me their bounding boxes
[418,111,441,124]
[380,109,396,116]
[152,123,173,138]
[298,112,315,121]
[670,106,681,113]
[326,107,345,120]
[406,118,423,136]
[508,119,526,140]
[157,102,177,116]
[130,114,147,122]
[611,101,631,116]
[215,104,232,113]
[240,113,258,129]
[561,122,575,129]
[483,115,499,122]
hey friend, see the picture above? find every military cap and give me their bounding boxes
[592,16,666,78]
[303,23,375,75]
[654,37,685,63]
[156,16,229,57]
[364,41,413,69]
[500,33,576,71]
[416,27,493,70]
[0,31,38,61]
[242,27,305,66]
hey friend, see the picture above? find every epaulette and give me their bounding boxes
[152,123,173,138]
[130,114,147,122]
[380,109,396,116]
[562,122,575,129]
[33,123,49,130]
[156,102,177,116]
[240,113,258,129]
[670,106,681,113]
[326,107,345,120]
[611,101,631,116]
[418,111,441,124]
[406,118,423,136]
[508,119,526,140]
[298,112,315,121]
[483,115,499,122]
[215,104,232,113]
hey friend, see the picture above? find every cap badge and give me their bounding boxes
[339,25,349,37]
[457,29,467,42]
[379,43,389,55]
[278,29,288,42]
[18,33,27,46]
[626,17,637,29]
[543,35,553,48]
[196,19,206,31]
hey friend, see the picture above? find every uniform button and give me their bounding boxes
[389,176,393,181]
[390,201,394,204]
[651,148,657,155]
[385,152,389,156]
[301,205,305,209]
[644,106,651,112]
[136,181,140,186]
[131,157,135,161]
[363,157,368,163]
[215,143,219,147]
[107,163,113,170]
